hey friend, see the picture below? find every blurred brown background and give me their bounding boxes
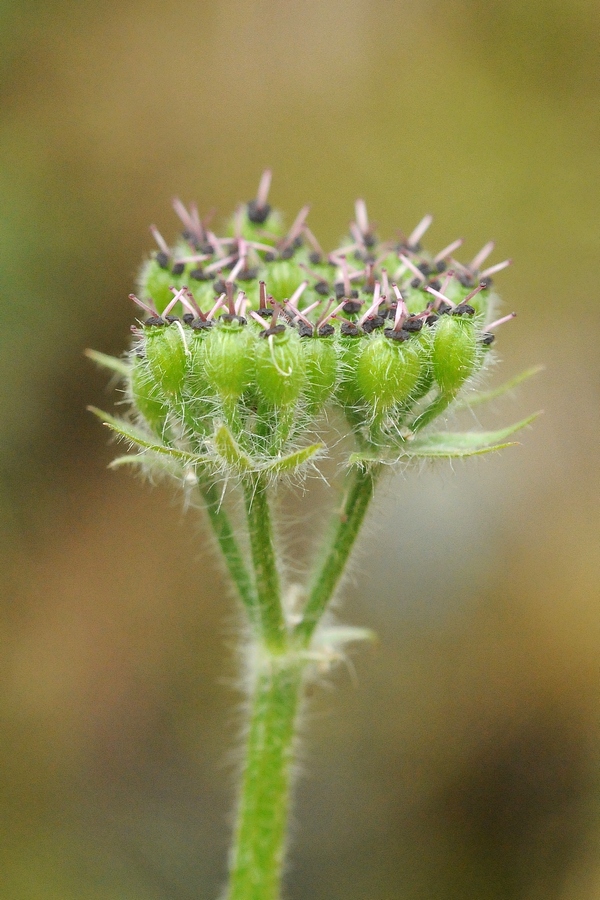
[1,1,599,897]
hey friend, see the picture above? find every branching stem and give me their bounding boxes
[243,474,287,652]
[409,391,454,433]
[198,458,382,900]
[295,463,381,646]
[198,477,257,621]
[202,462,381,900]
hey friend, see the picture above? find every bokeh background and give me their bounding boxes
[1,1,599,897]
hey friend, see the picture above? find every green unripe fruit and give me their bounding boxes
[378,253,402,280]
[356,333,422,418]
[403,286,429,315]
[187,326,212,392]
[202,319,254,403]
[183,325,216,435]
[185,278,216,310]
[228,207,284,244]
[255,327,306,408]
[443,279,468,306]
[130,355,169,434]
[301,335,338,412]
[144,323,188,399]
[443,279,490,317]
[140,258,181,313]
[410,327,435,401]
[109,176,517,467]
[432,315,479,396]
[265,261,305,303]
[336,327,367,407]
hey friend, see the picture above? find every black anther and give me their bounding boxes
[384,327,410,342]
[402,316,424,333]
[247,200,271,224]
[318,323,335,337]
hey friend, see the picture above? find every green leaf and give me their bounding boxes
[348,412,540,464]
[108,455,192,481]
[211,423,324,475]
[312,626,377,650]
[212,422,253,470]
[347,452,381,468]
[264,443,325,475]
[404,412,541,458]
[88,406,198,464]
[456,365,544,409]
[108,455,144,469]
[85,349,130,378]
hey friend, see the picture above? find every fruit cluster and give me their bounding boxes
[126,172,514,467]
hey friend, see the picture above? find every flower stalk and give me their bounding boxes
[242,474,287,653]
[295,463,381,646]
[199,476,258,620]
[88,171,536,900]
[226,654,305,900]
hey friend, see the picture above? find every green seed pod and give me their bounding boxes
[185,278,216,311]
[443,279,470,307]
[265,261,305,304]
[301,335,338,413]
[255,327,306,408]
[409,327,435,401]
[356,333,422,419]
[443,280,492,319]
[432,315,479,396]
[403,286,428,315]
[144,323,188,399]
[139,258,181,313]
[228,208,284,245]
[378,253,402,280]
[184,325,216,436]
[102,175,518,470]
[187,325,212,393]
[336,325,367,408]
[130,354,169,435]
[202,319,255,404]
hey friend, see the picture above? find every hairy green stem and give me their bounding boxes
[243,474,287,652]
[198,478,258,621]
[226,655,305,900]
[409,391,454,433]
[219,459,382,900]
[295,463,381,645]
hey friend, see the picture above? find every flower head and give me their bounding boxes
[91,172,533,480]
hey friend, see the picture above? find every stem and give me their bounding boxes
[226,654,305,900]
[198,477,258,622]
[293,385,452,647]
[295,463,381,646]
[243,474,287,652]
[408,391,454,433]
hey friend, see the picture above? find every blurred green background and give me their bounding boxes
[1,1,599,897]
